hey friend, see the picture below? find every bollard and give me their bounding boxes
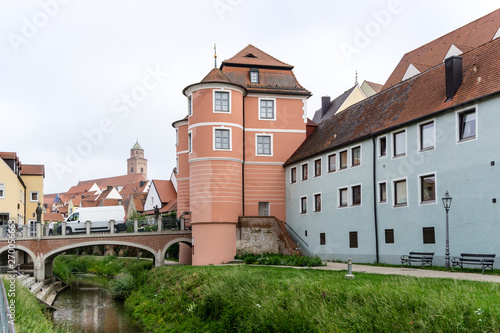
[134,219,138,233]
[110,220,115,234]
[345,258,355,279]
[36,222,41,240]
[62,221,66,236]
[86,220,91,235]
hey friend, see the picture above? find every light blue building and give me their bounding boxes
[284,38,500,266]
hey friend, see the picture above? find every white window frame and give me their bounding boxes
[301,163,309,181]
[290,166,297,184]
[338,187,348,209]
[299,195,308,214]
[392,177,408,208]
[350,184,362,207]
[392,128,407,159]
[351,145,362,167]
[187,94,193,116]
[213,90,231,113]
[378,135,387,158]
[456,106,478,144]
[0,184,4,199]
[213,127,232,151]
[339,149,348,171]
[258,97,276,121]
[255,133,273,156]
[418,172,437,206]
[314,158,322,178]
[250,69,259,84]
[327,153,336,173]
[175,128,179,146]
[188,131,192,154]
[30,191,39,202]
[418,119,436,152]
[313,192,322,213]
[377,181,388,204]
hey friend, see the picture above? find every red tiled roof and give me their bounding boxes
[132,192,147,212]
[66,183,96,195]
[20,164,45,177]
[160,199,177,213]
[286,37,500,165]
[78,174,145,187]
[44,212,64,222]
[221,44,293,69]
[383,9,500,90]
[364,81,383,93]
[152,180,176,204]
[201,68,232,83]
[0,152,17,160]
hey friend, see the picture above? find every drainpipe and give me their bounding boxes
[372,137,379,263]
[242,98,245,217]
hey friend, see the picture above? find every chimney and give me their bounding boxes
[445,56,462,101]
[321,96,331,117]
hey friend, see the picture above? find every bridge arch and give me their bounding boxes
[0,245,37,264]
[160,238,192,263]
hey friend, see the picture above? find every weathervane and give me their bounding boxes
[214,43,217,68]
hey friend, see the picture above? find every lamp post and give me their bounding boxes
[442,191,452,269]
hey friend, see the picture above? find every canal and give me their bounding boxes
[52,274,143,333]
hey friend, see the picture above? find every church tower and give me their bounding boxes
[127,140,147,179]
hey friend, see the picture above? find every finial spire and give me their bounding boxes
[214,43,217,68]
[355,70,358,85]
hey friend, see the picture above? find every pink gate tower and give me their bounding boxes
[173,45,311,265]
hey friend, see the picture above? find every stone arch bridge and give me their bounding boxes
[0,231,192,282]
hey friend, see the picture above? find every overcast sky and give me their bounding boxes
[1,0,498,194]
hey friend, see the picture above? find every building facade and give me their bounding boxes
[127,140,147,179]
[285,37,500,265]
[0,152,44,231]
[173,45,311,265]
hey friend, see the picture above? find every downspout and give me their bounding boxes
[242,98,245,217]
[372,137,379,263]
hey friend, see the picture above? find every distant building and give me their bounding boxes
[127,140,147,180]
[0,152,44,231]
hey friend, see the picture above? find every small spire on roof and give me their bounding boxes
[355,70,358,86]
[214,43,217,68]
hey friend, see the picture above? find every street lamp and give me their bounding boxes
[442,191,452,269]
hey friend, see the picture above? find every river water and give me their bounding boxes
[51,275,143,333]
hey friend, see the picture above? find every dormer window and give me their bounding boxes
[250,68,259,84]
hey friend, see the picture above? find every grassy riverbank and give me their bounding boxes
[3,279,71,333]
[125,265,500,332]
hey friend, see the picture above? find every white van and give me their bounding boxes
[58,206,126,234]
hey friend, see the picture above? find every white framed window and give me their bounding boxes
[339,150,348,170]
[214,90,230,113]
[314,158,322,177]
[378,181,387,204]
[419,173,436,205]
[259,98,276,120]
[0,184,4,199]
[188,131,192,153]
[351,146,361,167]
[256,134,272,156]
[378,136,387,158]
[327,153,336,173]
[351,184,361,206]
[290,167,297,184]
[301,163,308,181]
[393,129,407,158]
[250,68,259,84]
[213,128,231,150]
[457,108,477,142]
[300,196,307,214]
[393,178,408,207]
[418,120,435,151]
[313,193,322,212]
[30,191,39,202]
[187,95,193,116]
[175,128,179,146]
[20,190,23,203]
[338,187,348,208]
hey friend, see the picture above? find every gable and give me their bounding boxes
[402,63,421,81]
[443,44,463,62]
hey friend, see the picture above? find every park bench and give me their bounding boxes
[451,253,495,273]
[400,252,434,268]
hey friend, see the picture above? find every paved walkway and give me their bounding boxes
[310,262,500,283]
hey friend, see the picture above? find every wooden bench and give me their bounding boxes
[400,252,434,268]
[451,253,495,273]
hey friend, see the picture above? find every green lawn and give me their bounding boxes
[125,265,500,332]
